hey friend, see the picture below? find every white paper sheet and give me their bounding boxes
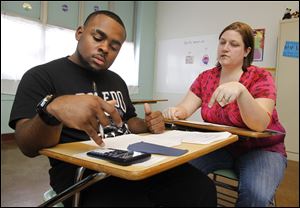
[77,130,232,167]
[177,120,230,127]
[180,131,232,144]
[86,130,232,149]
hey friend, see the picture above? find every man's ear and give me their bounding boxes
[75,26,84,41]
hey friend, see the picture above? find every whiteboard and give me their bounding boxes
[156,34,218,93]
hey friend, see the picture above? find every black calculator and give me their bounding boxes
[87,149,151,166]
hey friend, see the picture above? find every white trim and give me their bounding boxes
[287,152,299,162]
[40,1,48,24]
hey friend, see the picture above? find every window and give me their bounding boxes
[1,14,45,81]
[1,14,138,94]
[110,41,138,86]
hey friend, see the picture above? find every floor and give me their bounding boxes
[1,139,51,207]
[1,138,299,207]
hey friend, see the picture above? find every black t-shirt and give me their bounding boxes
[9,57,137,135]
[9,57,137,190]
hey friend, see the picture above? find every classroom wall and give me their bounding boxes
[1,94,15,133]
[2,1,299,133]
[130,1,157,118]
[152,1,299,121]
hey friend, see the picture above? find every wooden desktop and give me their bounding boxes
[39,134,238,181]
[164,119,283,138]
[131,99,168,105]
[38,132,238,206]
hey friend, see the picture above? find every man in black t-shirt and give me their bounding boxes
[9,10,217,206]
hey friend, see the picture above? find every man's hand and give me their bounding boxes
[47,95,122,146]
[144,103,165,134]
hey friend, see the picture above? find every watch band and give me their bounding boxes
[36,95,61,126]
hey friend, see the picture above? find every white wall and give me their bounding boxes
[1,94,15,133]
[152,1,299,121]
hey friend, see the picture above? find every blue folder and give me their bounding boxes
[127,141,188,156]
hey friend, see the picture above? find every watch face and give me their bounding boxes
[40,98,48,107]
[39,95,52,108]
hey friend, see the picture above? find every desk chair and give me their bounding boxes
[43,189,64,207]
[212,169,276,207]
[41,167,111,207]
[42,167,86,207]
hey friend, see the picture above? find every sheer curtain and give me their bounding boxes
[1,14,138,95]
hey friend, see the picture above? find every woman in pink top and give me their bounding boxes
[164,22,286,207]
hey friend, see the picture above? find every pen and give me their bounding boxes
[92,81,98,96]
[99,124,104,139]
[93,81,105,140]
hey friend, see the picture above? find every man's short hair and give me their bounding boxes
[84,10,126,31]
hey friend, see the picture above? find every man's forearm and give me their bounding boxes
[15,115,63,157]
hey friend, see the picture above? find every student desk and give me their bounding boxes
[164,119,283,138]
[38,133,238,206]
[131,99,168,105]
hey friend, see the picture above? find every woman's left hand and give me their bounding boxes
[208,82,246,108]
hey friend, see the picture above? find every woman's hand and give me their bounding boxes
[163,106,187,120]
[208,82,246,108]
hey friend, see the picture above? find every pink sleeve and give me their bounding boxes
[250,70,276,101]
[190,74,203,98]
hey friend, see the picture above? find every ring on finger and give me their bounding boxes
[225,96,231,103]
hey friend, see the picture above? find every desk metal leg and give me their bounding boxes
[38,172,110,207]
[73,167,86,207]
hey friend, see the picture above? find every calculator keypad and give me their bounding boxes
[86,149,151,166]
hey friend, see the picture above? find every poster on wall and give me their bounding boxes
[283,41,299,58]
[253,28,265,61]
[156,34,218,94]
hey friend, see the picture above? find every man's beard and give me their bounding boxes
[77,50,107,72]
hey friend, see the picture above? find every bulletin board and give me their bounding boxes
[155,34,218,94]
